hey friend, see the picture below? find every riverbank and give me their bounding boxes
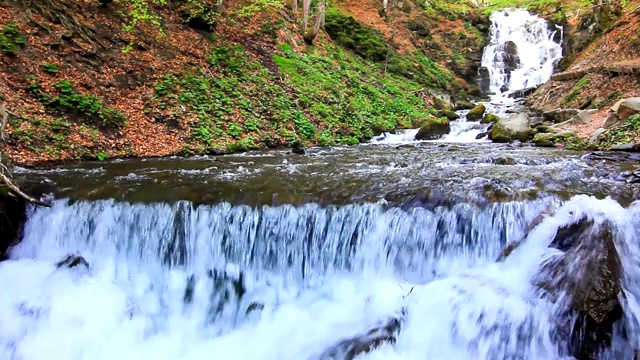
[0,0,492,166]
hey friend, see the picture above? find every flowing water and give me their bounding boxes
[1,10,640,360]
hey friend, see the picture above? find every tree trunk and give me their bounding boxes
[292,0,297,14]
[304,0,325,44]
[302,0,311,34]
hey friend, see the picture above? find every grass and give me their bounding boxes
[598,113,640,149]
[0,22,26,56]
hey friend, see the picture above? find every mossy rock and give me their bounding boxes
[481,113,500,124]
[437,109,460,121]
[533,130,577,147]
[466,103,486,121]
[454,100,473,110]
[489,123,511,143]
[415,117,451,140]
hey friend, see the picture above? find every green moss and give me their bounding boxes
[466,103,486,121]
[598,113,640,149]
[415,117,451,140]
[490,124,511,143]
[481,113,500,124]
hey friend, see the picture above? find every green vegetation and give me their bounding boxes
[148,41,438,152]
[27,78,126,127]
[40,63,59,74]
[0,22,26,55]
[598,113,640,149]
[563,76,590,105]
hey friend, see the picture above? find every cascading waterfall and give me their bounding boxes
[481,9,563,98]
[2,195,640,359]
[374,9,563,144]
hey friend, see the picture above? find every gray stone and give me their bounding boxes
[610,99,626,113]
[489,113,531,143]
[572,110,592,125]
[589,128,606,143]
[543,109,580,123]
[603,113,621,128]
[610,143,640,152]
[617,97,640,120]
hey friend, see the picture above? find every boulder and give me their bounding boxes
[609,99,625,113]
[530,117,545,128]
[617,97,640,120]
[502,40,520,73]
[466,104,486,121]
[533,218,623,359]
[573,110,592,125]
[543,109,580,124]
[489,113,531,143]
[475,131,489,140]
[415,117,450,140]
[603,113,621,128]
[454,100,473,110]
[610,143,640,152]
[481,113,500,124]
[533,130,577,147]
[589,128,606,143]
[437,109,460,121]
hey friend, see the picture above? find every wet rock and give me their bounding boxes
[480,113,500,124]
[56,254,90,269]
[533,130,577,148]
[466,104,486,121]
[508,87,537,99]
[502,41,520,72]
[319,314,404,360]
[617,97,640,121]
[534,218,624,359]
[0,192,26,260]
[246,302,265,315]
[582,151,640,162]
[477,67,491,97]
[489,113,531,143]
[291,142,307,155]
[543,109,580,124]
[415,117,450,140]
[437,109,460,121]
[530,117,545,128]
[475,131,489,140]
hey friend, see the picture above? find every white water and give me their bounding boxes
[481,9,563,106]
[2,196,640,359]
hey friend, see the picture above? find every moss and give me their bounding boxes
[415,117,451,140]
[466,103,486,121]
[489,123,511,143]
[481,113,500,124]
[438,109,460,120]
[533,130,577,147]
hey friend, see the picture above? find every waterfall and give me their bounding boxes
[2,195,640,359]
[481,9,563,97]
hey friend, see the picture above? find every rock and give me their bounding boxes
[617,97,640,120]
[533,130,577,147]
[534,218,623,359]
[291,141,306,155]
[246,302,265,315]
[610,99,625,113]
[56,254,90,269]
[475,131,489,140]
[573,110,592,125]
[603,113,621,128]
[454,100,473,110]
[489,113,531,143]
[415,117,450,140]
[437,109,460,121]
[543,109,580,124]
[466,104,486,121]
[536,125,555,133]
[530,117,545,128]
[589,128,606,143]
[610,143,640,152]
[508,87,537,99]
[480,113,500,124]
[476,67,491,97]
[319,314,405,360]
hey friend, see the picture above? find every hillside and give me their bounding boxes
[0,0,490,165]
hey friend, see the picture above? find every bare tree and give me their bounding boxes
[302,0,311,34]
[304,0,325,44]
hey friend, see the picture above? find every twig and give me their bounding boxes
[0,172,50,207]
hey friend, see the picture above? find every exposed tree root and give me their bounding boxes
[0,106,50,207]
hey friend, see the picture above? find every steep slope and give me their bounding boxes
[0,0,489,165]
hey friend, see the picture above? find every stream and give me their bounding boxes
[1,9,640,360]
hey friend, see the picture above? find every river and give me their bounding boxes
[1,9,640,360]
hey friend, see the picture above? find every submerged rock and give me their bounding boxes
[415,117,450,140]
[318,314,404,360]
[56,254,90,269]
[466,103,486,121]
[437,109,460,121]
